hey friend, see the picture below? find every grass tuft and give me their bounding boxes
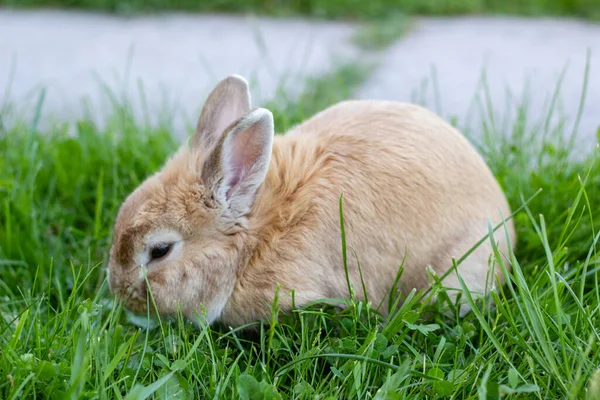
[352,14,413,51]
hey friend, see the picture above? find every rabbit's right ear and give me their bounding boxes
[192,75,251,151]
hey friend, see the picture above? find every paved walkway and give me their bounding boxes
[358,17,600,149]
[1,10,598,147]
[0,10,356,136]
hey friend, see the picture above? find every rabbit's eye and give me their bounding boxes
[150,244,172,260]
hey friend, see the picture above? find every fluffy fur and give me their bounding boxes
[107,75,516,327]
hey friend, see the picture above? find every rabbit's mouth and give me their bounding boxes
[122,280,151,315]
[109,268,152,315]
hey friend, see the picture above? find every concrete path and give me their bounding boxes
[358,17,600,149]
[1,10,598,148]
[0,10,356,137]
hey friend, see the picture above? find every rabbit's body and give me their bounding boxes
[221,100,514,325]
[107,76,515,327]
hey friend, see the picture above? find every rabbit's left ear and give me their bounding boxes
[192,75,251,152]
[202,108,274,218]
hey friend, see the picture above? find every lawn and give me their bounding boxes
[1,58,600,399]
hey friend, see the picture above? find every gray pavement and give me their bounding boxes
[0,10,598,149]
[0,10,356,137]
[358,16,600,149]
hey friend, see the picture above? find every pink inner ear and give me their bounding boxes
[224,123,264,199]
[225,173,242,199]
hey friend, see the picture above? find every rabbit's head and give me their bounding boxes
[107,75,274,324]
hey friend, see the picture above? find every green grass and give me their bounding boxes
[2,61,600,399]
[352,13,413,51]
[1,0,600,20]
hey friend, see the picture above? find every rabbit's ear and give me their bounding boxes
[192,75,251,152]
[202,108,274,218]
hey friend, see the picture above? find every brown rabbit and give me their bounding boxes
[107,75,515,327]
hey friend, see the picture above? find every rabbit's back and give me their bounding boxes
[286,100,512,238]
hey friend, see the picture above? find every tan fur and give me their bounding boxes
[107,75,516,327]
